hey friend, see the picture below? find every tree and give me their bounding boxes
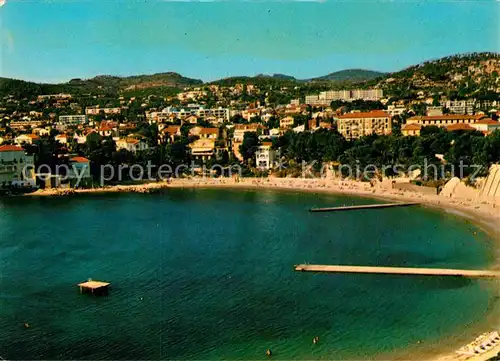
[239,132,260,165]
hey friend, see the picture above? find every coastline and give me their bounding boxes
[21,177,500,360]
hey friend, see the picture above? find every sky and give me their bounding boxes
[0,0,499,83]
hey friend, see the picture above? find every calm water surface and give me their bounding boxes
[0,189,498,360]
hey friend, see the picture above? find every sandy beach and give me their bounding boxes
[23,176,500,360]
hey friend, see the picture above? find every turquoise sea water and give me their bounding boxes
[0,189,498,360]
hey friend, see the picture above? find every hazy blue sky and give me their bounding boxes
[0,0,499,83]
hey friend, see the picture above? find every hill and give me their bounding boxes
[1,52,499,99]
[309,69,385,83]
[374,52,500,99]
[87,72,203,90]
[210,75,298,87]
[0,72,203,98]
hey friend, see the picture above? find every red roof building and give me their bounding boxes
[0,145,24,152]
[69,156,90,163]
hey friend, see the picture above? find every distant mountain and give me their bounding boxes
[211,70,384,86]
[71,72,203,91]
[309,69,386,83]
[1,52,498,99]
[0,72,203,98]
[210,75,298,87]
[254,73,297,81]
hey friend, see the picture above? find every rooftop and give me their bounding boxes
[474,118,499,125]
[0,145,24,152]
[337,110,390,119]
[409,114,485,121]
[402,124,422,130]
[199,128,218,135]
[70,156,90,163]
[447,123,476,131]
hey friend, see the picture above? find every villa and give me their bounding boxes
[68,156,92,187]
[255,142,276,170]
[15,134,40,145]
[0,144,36,189]
[189,138,216,161]
[116,138,149,153]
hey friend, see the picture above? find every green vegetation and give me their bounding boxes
[272,128,500,180]
[309,69,385,82]
[0,72,202,98]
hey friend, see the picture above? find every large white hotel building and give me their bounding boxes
[305,88,383,105]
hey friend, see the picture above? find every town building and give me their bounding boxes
[9,120,44,130]
[189,138,216,161]
[336,111,392,140]
[196,107,230,122]
[161,126,181,143]
[233,123,268,142]
[185,115,200,124]
[385,105,407,117]
[470,118,500,134]
[406,114,486,128]
[57,115,88,130]
[426,106,443,116]
[98,123,115,137]
[446,123,476,132]
[440,100,475,114]
[280,116,294,129]
[55,134,69,144]
[198,128,219,139]
[255,142,276,170]
[305,89,383,105]
[401,124,422,137]
[0,145,36,189]
[15,134,40,145]
[85,106,122,115]
[32,127,50,136]
[67,156,91,187]
[116,138,149,153]
[241,109,261,121]
[37,93,72,102]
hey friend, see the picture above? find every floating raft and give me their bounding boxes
[309,202,420,212]
[78,280,111,295]
[294,264,500,278]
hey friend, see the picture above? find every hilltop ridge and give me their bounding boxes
[0,52,498,99]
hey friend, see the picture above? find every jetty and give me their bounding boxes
[78,280,111,295]
[309,202,420,212]
[294,264,500,278]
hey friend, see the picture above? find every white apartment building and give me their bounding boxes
[149,105,230,123]
[305,89,383,105]
[85,106,122,115]
[196,107,230,122]
[0,145,36,188]
[57,115,88,129]
[255,143,276,170]
[440,100,475,114]
[37,93,72,102]
[385,105,407,117]
[351,89,383,101]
